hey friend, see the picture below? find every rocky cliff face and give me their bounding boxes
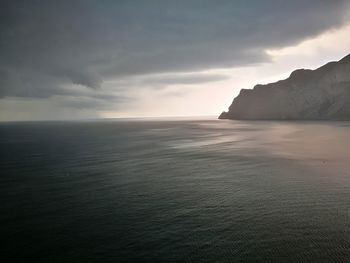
[219,54,350,120]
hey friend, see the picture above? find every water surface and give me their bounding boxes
[1,119,350,262]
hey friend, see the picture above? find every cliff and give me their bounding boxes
[219,54,350,120]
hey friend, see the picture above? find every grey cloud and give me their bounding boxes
[57,96,127,110]
[143,73,229,85]
[60,70,103,89]
[0,0,349,101]
[106,73,230,91]
[0,68,66,98]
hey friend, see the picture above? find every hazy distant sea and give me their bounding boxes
[1,118,350,262]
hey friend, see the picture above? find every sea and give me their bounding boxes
[1,118,350,262]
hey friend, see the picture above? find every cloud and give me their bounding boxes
[57,96,124,110]
[143,73,229,85]
[103,73,230,93]
[0,0,349,109]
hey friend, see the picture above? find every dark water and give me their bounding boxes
[1,119,350,262]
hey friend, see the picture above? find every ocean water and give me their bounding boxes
[1,118,350,262]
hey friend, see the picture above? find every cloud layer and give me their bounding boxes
[0,0,349,114]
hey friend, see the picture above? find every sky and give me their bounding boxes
[0,0,350,121]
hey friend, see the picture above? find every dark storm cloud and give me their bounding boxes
[0,0,349,101]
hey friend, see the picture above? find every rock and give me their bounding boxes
[219,54,350,120]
